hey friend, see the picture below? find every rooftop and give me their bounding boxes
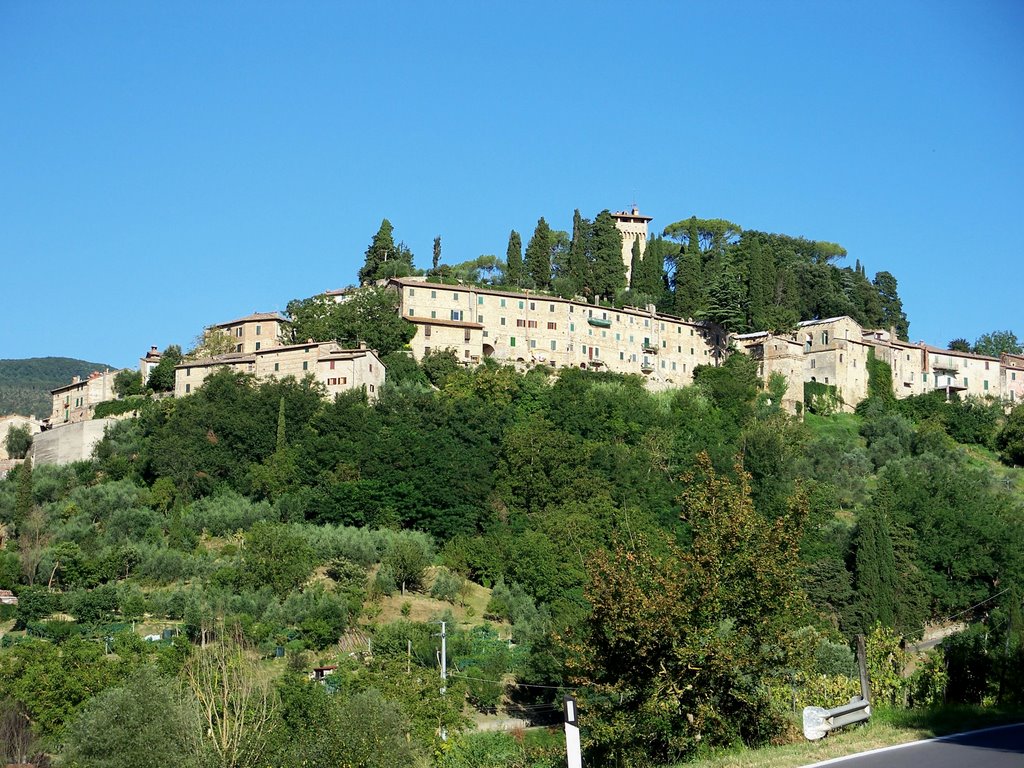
[211,312,290,328]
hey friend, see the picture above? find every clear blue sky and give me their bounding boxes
[2,1,1022,367]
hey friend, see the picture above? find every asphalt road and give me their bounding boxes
[802,723,1024,768]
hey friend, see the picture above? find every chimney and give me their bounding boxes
[359,341,367,350]
[72,376,80,384]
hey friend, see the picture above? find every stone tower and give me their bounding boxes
[611,206,653,286]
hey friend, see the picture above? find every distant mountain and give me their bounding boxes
[0,357,115,419]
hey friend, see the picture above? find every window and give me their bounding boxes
[672,362,677,371]
[255,325,262,336]
[451,310,462,321]
[985,361,990,370]
[530,302,535,310]
[236,327,243,337]
[550,340,557,350]
[518,300,524,309]
[235,344,243,353]
[431,290,437,298]
[255,342,261,351]
[839,353,843,363]
[1013,372,1017,381]
[408,308,415,316]
[963,377,968,386]
[517,318,526,328]
[510,337,516,347]
[500,317,506,326]
[431,310,436,318]
[274,363,280,371]
[825,377,830,384]
[500,298,506,308]
[453,292,459,300]
[409,288,415,297]
[478,315,484,323]
[330,360,336,370]
[369,364,374,372]
[922,373,928,382]
[528,320,537,328]
[821,331,829,345]
[186,368,191,376]
[811,359,816,369]
[302,361,308,371]
[185,384,191,394]
[984,380,989,390]
[424,325,432,338]
[620,352,624,360]
[465,349,470,358]
[478,296,484,305]
[570,323,575,332]
[530,339,537,349]
[424,346,431,354]
[550,304,555,312]
[464,329,471,343]
[547,322,557,330]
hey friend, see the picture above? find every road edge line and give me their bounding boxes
[799,721,1024,767]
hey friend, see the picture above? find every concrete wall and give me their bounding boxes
[31,419,117,466]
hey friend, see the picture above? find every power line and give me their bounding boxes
[896,586,1012,639]
[447,672,576,691]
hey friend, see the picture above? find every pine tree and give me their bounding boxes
[524,218,553,289]
[505,230,523,287]
[358,220,414,284]
[590,210,625,300]
[359,219,396,285]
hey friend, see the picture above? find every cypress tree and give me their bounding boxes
[432,236,441,272]
[567,209,592,296]
[629,237,642,291]
[524,217,553,289]
[505,230,523,287]
[853,504,899,630]
[15,456,33,522]
[276,397,287,453]
[590,210,625,300]
[674,248,706,319]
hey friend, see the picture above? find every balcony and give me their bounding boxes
[642,342,658,354]
[640,359,655,373]
[587,317,612,328]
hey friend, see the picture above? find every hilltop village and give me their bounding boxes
[7,206,1023,469]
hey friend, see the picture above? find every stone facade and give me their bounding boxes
[50,369,121,425]
[390,277,724,391]
[175,342,385,402]
[1000,354,1024,405]
[733,332,805,413]
[611,207,653,285]
[210,312,291,355]
[139,346,162,380]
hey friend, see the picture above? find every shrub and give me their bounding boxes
[430,567,464,604]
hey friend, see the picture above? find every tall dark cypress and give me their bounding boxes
[505,230,523,287]
[590,210,625,300]
[524,218,553,289]
[567,209,592,296]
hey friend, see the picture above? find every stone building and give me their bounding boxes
[732,331,805,413]
[611,207,653,285]
[388,277,723,391]
[50,369,122,425]
[209,312,291,354]
[174,342,385,402]
[139,346,162,380]
[1000,353,1024,405]
[797,317,873,409]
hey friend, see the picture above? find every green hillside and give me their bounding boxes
[0,357,113,418]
